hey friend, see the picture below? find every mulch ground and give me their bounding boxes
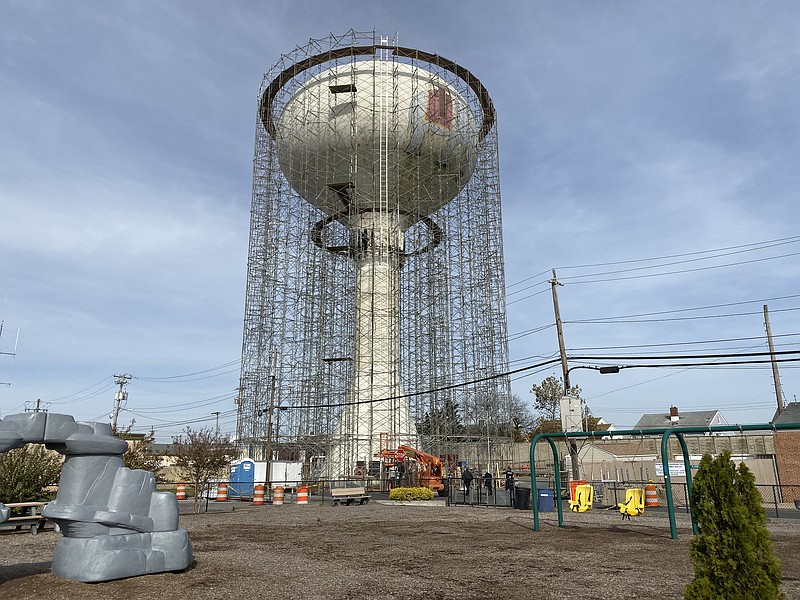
[2,500,800,599]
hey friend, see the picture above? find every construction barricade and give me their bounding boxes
[297,487,309,505]
[216,481,228,502]
[645,481,659,507]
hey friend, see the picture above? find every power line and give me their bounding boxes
[508,322,555,340]
[507,286,550,305]
[568,294,800,322]
[567,349,800,362]
[566,306,800,325]
[127,392,237,414]
[124,407,238,428]
[285,350,800,411]
[561,250,800,285]
[504,235,800,289]
[506,269,551,290]
[47,377,116,404]
[558,239,800,282]
[556,235,800,271]
[568,332,800,352]
[133,359,241,382]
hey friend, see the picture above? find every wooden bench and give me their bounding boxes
[0,502,48,535]
[330,487,370,507]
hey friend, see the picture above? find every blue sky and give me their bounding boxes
[1,1,798,440]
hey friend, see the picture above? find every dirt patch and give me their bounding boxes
[2,502,799,599]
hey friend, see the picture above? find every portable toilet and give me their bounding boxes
[229,459,256,498]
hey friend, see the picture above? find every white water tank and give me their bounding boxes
[274,59,479,224]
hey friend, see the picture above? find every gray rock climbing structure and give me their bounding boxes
[0,412,193,582]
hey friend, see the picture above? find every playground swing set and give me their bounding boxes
[529,422,800,539]
[565,434,647,517]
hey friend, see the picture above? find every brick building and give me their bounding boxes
[772,402,800,502]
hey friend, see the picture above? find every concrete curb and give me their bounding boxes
[376,500,448,507]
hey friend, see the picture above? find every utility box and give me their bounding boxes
[270,460,303,490]
[560,395,582,432]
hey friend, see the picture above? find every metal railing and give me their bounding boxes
[156,478,800,518]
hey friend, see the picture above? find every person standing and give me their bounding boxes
[483,470,493,496]
[463,467,474,499]
[504,466,514,506]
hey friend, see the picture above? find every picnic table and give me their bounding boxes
[0,501,48,535]
[330,487,371,506]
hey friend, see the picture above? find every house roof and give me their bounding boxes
[150,443,178,456]
[772,402,800,425]
[633,410,725,429]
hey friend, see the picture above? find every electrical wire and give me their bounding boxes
[127,392,237,414]
[504,236,800,289]
[134,359,241,382]
[562,250,800,285]
[568,332,800,352]
[567,306,800,325]
[47,377,116,404]
[570,294,800,322]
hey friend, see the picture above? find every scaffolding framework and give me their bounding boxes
[236,30,513,480]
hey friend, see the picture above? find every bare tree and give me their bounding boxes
[171,427,236,514]
[115,422,161,473]
[530,375,586,479]
[530,375,582,428]
[123,432,161,473]
[505,394,536,441]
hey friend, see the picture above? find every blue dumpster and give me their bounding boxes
[537,489,554,512]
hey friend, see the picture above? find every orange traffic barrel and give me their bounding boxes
[644,481,658,506]
[176,482,186,500]
[569,479,587,501]
[216,481,228,502]
[252,484,265,506]
[645,482,658,507]
[273,486,285,506]
[297,487,309,505]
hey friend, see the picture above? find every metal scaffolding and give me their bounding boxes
[236,30,512,481]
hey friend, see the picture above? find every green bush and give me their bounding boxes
[0,444,62,504]
[685,450,782,599]
[389,487,435,501]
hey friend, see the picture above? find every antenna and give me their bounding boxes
[0,320,20,386]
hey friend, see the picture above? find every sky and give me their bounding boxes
[1,1,799,441]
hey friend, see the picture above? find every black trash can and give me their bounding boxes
[514,486,531,510]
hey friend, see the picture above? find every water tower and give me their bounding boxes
[236,31,511,480]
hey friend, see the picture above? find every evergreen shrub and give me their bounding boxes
[685,450,782,599]
[388,487,435,501]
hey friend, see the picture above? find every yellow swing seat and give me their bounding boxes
[568,484,594,513]
[618,487,645,519]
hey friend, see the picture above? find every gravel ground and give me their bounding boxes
[2,499,800,599]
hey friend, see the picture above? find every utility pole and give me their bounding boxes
[263,349,279,487]
[764,305,784,415]
[550,270,570,391]
[111,374,132,432]
[211,411,221,435]
[549,269,580,480]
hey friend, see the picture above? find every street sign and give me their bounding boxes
[395,448,405,461]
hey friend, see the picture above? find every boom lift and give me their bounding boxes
[379,445,448,496]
